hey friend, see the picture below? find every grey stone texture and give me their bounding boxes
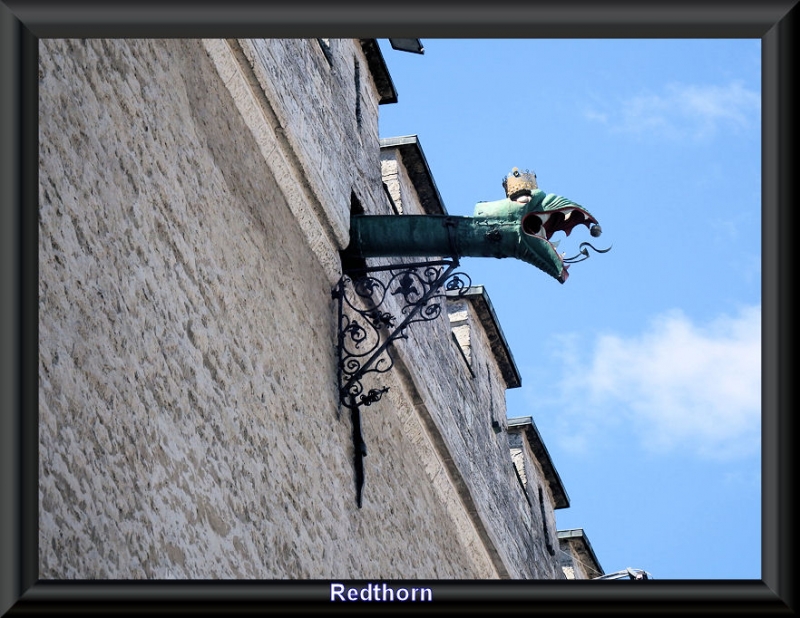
[558,529,604,580]
[38,37,577,580]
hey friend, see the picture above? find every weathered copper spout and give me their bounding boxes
[342,187,602,284]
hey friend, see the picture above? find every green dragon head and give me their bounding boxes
[473,186,602,283]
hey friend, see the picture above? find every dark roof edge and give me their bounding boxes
[380,135,448,215]
[359,39,397,105]
[556,528,604,576]
[507,415,570,509]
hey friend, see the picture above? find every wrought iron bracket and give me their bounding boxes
[332,257,472,507]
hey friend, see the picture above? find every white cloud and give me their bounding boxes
[533,305,761,461]
[584,81,760,140]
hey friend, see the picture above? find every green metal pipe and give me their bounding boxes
[342,191,602,284]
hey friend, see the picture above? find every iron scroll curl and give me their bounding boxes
[563,242,613,264]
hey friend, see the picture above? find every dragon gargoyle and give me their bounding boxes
[342,168,605,283]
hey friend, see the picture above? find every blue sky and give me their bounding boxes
[376,38,761,580]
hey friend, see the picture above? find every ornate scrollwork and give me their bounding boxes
[333,258,471,509]
[334,259,471,412]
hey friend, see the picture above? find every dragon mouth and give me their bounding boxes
[519,207,601,283]
[520,206,599,242]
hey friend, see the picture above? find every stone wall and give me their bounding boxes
[38,37,568,580]
[557,529,604,580]
[509,429,564,574]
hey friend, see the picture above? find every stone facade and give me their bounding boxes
[38,38,590,580]
[558,529,604,580]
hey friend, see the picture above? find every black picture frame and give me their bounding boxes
[2,1,796,614]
